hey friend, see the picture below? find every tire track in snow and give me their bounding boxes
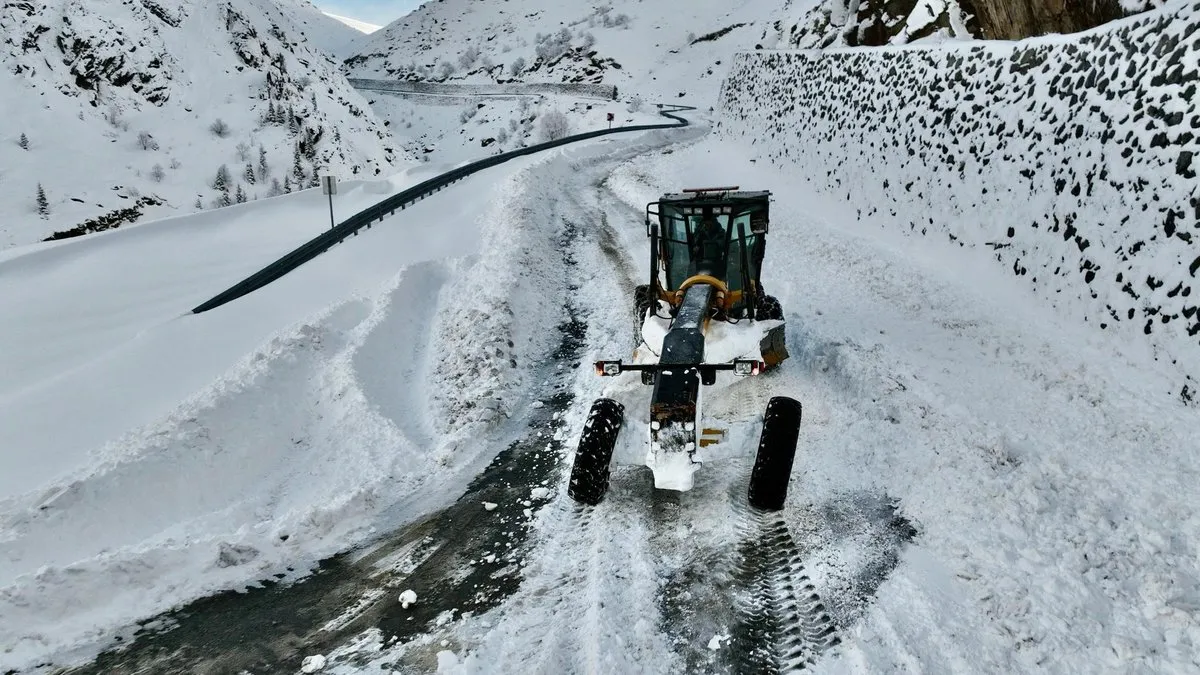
[728,487,841,673]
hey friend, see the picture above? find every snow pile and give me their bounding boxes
[720,1,1200,400]
[0,0,405,248]
[0,162,526,671]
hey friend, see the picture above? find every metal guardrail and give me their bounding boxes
[191,104,694,314]
[348,79,618,100]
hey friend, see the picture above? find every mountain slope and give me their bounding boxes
[0,0,408,249]
[344,0,803,105]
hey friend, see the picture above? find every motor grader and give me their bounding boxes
[568,187,801,511]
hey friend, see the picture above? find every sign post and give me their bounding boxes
[607,112,614,129]
[321,175,337,230]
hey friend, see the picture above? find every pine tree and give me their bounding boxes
[213,164,231,192]
[308,172,319,189]
[291,145,305,182]
[258,145,269,178]
[36,183,49,218]
[18,133,29,150]
[284,175,293,193]
[288,105,298,134]
[244,162,256,185]
[235,184,247,203]
[218,191,232,207]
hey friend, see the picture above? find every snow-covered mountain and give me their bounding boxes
[323,11,383,35]
[343,0,1165,101]
[0,0,408,249]
[344,0,800,104]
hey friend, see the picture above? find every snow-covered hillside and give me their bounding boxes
[776,0,1166,48]
[720,0,1200,402]
[344,0,804,105]
[0,0,407,249]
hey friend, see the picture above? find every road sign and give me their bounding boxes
[321,175,338,196]
[322,175,337,229]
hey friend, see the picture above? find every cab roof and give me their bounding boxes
[658,189,770,204]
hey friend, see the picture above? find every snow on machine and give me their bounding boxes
[568,187,801,510]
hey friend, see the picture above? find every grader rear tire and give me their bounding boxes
[568,398,625,506]
[748,396,802,511]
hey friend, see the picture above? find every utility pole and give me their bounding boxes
[321,175,337,229]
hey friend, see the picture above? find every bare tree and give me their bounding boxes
[458,46,481,69]
[509,57,526,76]
[137,131,159,150]
[235,141,251,162]
[150,164,166,182]
[209,118,231,138]
[538,110,571,142]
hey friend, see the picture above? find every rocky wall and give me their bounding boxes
[721,1,1200,400]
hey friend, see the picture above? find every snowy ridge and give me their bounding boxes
[0,0,405,248]
[322,11,381,35]
[720,0,1200,401]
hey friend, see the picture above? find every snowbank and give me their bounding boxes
[719,1,1200,401]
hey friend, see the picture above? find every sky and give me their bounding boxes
[313,0,422,28]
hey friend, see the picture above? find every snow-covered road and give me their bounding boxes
[318,137,1200,673]
[3,123,1198,674]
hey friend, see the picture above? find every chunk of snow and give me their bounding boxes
[531,400,545,409]
[482,501,498,511]
[399,589,418,608]
[437,650,461,671]
[530,487,551,500]
[707,634,729,650]
[301,654,327,672]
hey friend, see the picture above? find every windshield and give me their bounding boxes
[657,204,759,296]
